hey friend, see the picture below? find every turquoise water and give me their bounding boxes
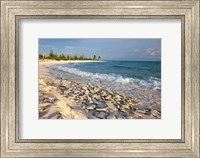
[51,61,161,104]
[53,61,161,91]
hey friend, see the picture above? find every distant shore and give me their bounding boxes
[39,60,161,119]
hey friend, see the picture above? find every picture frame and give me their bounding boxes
[0,0,199,157]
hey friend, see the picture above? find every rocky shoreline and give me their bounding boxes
[39,75,161,119]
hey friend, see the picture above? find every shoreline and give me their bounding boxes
[39,62,161,119]
[39,59,103,67]
[39,59,103,77]
[39,60,104,78]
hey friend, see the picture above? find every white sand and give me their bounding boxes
[39,59,102,77]
[39,59,102,66]
[39,59,101,119]
[39,63,50,77]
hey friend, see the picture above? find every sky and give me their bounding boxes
[39,38,161,61]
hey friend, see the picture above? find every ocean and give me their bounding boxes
[50,61,161,104]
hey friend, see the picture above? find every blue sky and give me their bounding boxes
[39,38,161,61]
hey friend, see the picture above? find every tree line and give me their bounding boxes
[39,49,101,61]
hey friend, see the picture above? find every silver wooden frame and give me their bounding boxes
[1,0,199,157]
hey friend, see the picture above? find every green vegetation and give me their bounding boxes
[39,49,102,61]
[93,55,96,60]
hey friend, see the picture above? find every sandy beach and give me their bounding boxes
[39,60,161,119]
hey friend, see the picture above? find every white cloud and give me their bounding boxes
[145,48,161,56]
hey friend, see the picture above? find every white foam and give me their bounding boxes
[52,65,161,89]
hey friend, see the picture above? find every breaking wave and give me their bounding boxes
[52,65,161,90]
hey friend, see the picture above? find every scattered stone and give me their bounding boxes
[57,115,64,119]
[145,112,151,116]
[84,90,89,95]
[135,109,145,114]
[116,104,121,109]
[93,86,100,93]
[151,110,160,118]
[144,110,151,115]
[105,95,111,100]
[96,103,109,112]
[58,85,67,92]
[114,94,121,99]
[39,75,161,120]
[123,104,131,109]
[93,111,106,119]
[132,111,143,117]
[106,113,116,119]
[88,115,98,119]
[82,104,86,110]
[119,107,127,113]
[116,113,126,119]
[101,91,107,97]
[40,86,57,93]
[92,94,100,100]
[82,86,88,90]
[85,103,96,110]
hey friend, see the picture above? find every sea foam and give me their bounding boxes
[52,65,161,90]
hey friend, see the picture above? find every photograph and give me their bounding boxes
[38,38,161,119]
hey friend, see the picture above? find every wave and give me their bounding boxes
[52,65,161,90]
